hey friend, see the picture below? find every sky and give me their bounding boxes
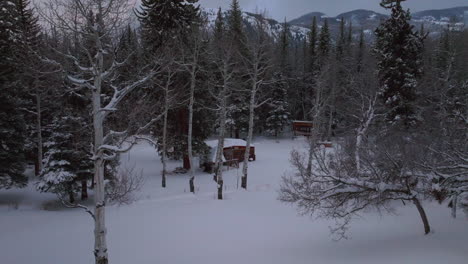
[199,0,468,21]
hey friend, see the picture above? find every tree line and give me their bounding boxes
[0,0,466,262]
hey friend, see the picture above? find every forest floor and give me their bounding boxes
[0,138,467,264]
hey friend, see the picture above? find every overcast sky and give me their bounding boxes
[199,0,468,20]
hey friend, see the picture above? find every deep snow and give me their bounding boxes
[0,138,467,264]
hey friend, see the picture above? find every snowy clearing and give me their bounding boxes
[0,139,467,264]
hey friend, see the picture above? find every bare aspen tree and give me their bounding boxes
[209,7,235,200]
[240,15,272,190]
[178,23,207,193]
[38,1,158,263]
[212,55,235,200]
[156,58,178,188]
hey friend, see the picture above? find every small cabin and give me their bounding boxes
[201,139,256,173]
[292,120,314,137]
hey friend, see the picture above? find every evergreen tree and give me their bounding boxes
[15,0,41,49]
[0,0,27,189]
[318,19,330,59]
[137,0,200,52]
[374,0,424,127]
[37,112,92,203]
[356,29,365,73]
[226,0,246,53]
[308,16,318,70]
[336,17,346,58]
[279,19,290,71]
[226,0,249,138]
[266,73,290,137]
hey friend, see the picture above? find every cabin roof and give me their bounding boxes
[293,120,313,124]
[205,139,255,163]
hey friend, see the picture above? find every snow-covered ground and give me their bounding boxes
[0,138,467,264]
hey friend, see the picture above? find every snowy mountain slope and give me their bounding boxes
[203,8,310,41]
[202,6,467,43]
[287,6,468,36]
[413,6,468,22]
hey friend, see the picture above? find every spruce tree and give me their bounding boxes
[227,0,247,53]
[226,0,249,138]
[308,16,318,70]
[266,73,290,137]
[318,19,330,59]
[37,113,92,203]
[0,0,27,189]
[356,29,365,73]
[336,18,346,58]
[137,0,200,52]
[374,0,424,127]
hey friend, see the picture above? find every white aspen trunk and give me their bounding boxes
[188,68,196,193]
[307,82,323,174]
[241,72,257,190]
[355,99,375,173]
[92,12,108,262]
[92,78,108,264]
[214,62,229,200]
[36,87,43,174]
[215,103,226,199]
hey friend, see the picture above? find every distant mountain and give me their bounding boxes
[288,12,326,28]
[335,10,388,26]
[201,6,468,43]
[203,8,310,41]
[413,6,468,22]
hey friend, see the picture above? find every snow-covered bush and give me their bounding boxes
[106,164,144,206]
[279,134,432,239]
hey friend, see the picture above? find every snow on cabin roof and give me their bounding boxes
[205,139,254,163]
[205,138,254,148]
[293,120,314,124]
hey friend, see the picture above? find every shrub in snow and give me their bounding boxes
[279,133,432,239]
[106,164,144,206]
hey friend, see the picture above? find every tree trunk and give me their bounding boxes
[36,89,43,175]
[214,63,229,200]
[69,183,75,204]
[92,36,108,263]
[451,195,457,218]
[241,78,257,190]
[412,197,431,235]
[162,81,169,189]
[81,180,88,201]
[217,179,224,200]
[187,68,196,193]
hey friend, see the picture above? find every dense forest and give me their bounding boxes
[0,0,467,263]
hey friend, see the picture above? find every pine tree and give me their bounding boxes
[266,73,290,137]
[15,0,41,49]
[226,0,249,138]
[279,19,290,71]
[374,0,424,127]
[226,0,246,53]
[15,0,47,176]
[336,17,346,58]
[356,29,365,73]
[137,0,200,52]
[0,0,27,189]
[37,113,92,203]
[308,16,318,70]
[318,19,330,59]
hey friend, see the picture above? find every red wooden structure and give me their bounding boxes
[292,120,314,137]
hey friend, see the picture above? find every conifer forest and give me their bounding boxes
[0,0,467,263]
